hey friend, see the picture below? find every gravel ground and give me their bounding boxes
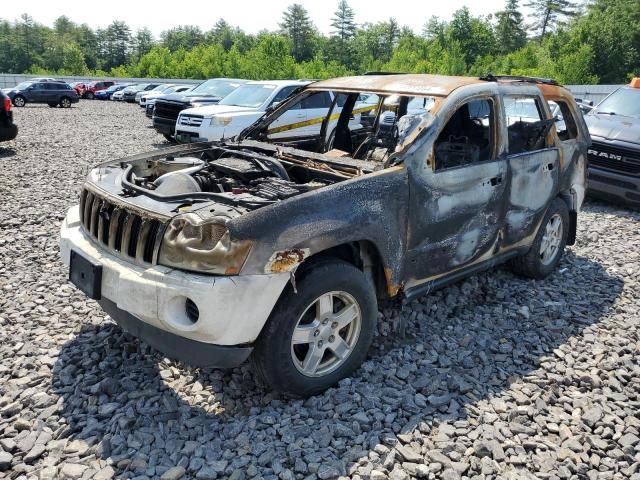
[0,101,639,480]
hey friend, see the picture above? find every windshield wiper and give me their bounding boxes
[596,111,617,115]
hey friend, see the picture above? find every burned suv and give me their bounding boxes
[60,74,588,396]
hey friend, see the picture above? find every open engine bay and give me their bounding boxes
[116,142,380,211]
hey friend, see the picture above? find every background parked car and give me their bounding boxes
[123,83,160,103]
[145,85,193,118]
[95,84,131,100]
[6,81,79,108]
[584,78,640,208]
[153,78,246,141]
[111,86,132,101]
[136,84,174,106]
[0,90,17,142]
[174,80,310,143]
[83,81,116,99]
[70,82,88,97]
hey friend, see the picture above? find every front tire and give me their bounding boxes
[163,133,177,143]
[13,95,25,107]
[85,92,94,100]
[511,198,569,279]
[251,259,377,396]
[60,97,72,108]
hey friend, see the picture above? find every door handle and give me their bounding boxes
[490,176,503,187]
[296,113,305,118]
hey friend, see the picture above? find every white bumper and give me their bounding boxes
[60,206,290,346]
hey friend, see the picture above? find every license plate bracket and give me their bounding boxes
[69,250,102,300]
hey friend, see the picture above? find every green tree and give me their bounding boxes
[448,7,496,67]
[132,28,154,61]
[280,3,316,62]
[524,0,580,39]
[495,0,527,54]
[161,25,204,52]
[328,0,358,68]
[61,41,88,74]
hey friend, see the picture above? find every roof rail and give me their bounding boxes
[480,74,560,86]
[363,71,407,76]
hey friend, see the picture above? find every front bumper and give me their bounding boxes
[60,206,290,366]
[588,167,640,207]
[175,130,207,143]
[153,116,176,135]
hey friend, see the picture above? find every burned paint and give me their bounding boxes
[265,248,310,274]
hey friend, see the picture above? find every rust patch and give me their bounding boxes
[265,248,310,274]
[384,267,402,297]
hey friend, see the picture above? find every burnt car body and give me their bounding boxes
[584,79,640,208]
[60,74,589,395]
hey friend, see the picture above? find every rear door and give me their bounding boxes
[502,94,560,247]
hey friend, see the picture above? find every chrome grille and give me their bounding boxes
[178,114,204,127]
[78,189,165,265]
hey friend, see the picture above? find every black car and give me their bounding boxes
[7,81,80,108]
[153,78,246,141]
[585,79,640,208]
[0,90,18,142]
[122,83,160,103]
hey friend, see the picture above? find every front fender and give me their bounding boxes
[231,166,409,288]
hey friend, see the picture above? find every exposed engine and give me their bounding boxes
[124,151,333,208]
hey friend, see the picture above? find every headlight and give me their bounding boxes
[210,116,233,127]
[158,213,252,275]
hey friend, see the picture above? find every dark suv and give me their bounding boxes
[7,81,80,108]
[153,78,246,141]
[0,90,17,142]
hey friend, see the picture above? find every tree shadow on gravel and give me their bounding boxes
[50,252,623,479]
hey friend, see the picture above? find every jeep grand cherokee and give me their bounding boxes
[60,74,589,396]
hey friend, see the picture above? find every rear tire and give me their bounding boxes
[13,95,25,107]
[251,259,377,397]
[510,198,569,279]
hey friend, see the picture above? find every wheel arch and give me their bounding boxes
[303,240,394,301]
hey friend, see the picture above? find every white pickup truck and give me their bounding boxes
[174,80,314,143]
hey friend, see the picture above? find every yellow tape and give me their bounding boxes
[266,106,377,135]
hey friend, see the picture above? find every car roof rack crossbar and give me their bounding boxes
[480,74,560,86]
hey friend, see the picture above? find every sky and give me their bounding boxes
[2,0,509,37]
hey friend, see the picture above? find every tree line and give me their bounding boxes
[0,0,638,85]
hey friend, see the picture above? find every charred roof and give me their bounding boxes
[309,73,566,97]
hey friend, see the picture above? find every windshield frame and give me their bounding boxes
[240,87,440,161]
